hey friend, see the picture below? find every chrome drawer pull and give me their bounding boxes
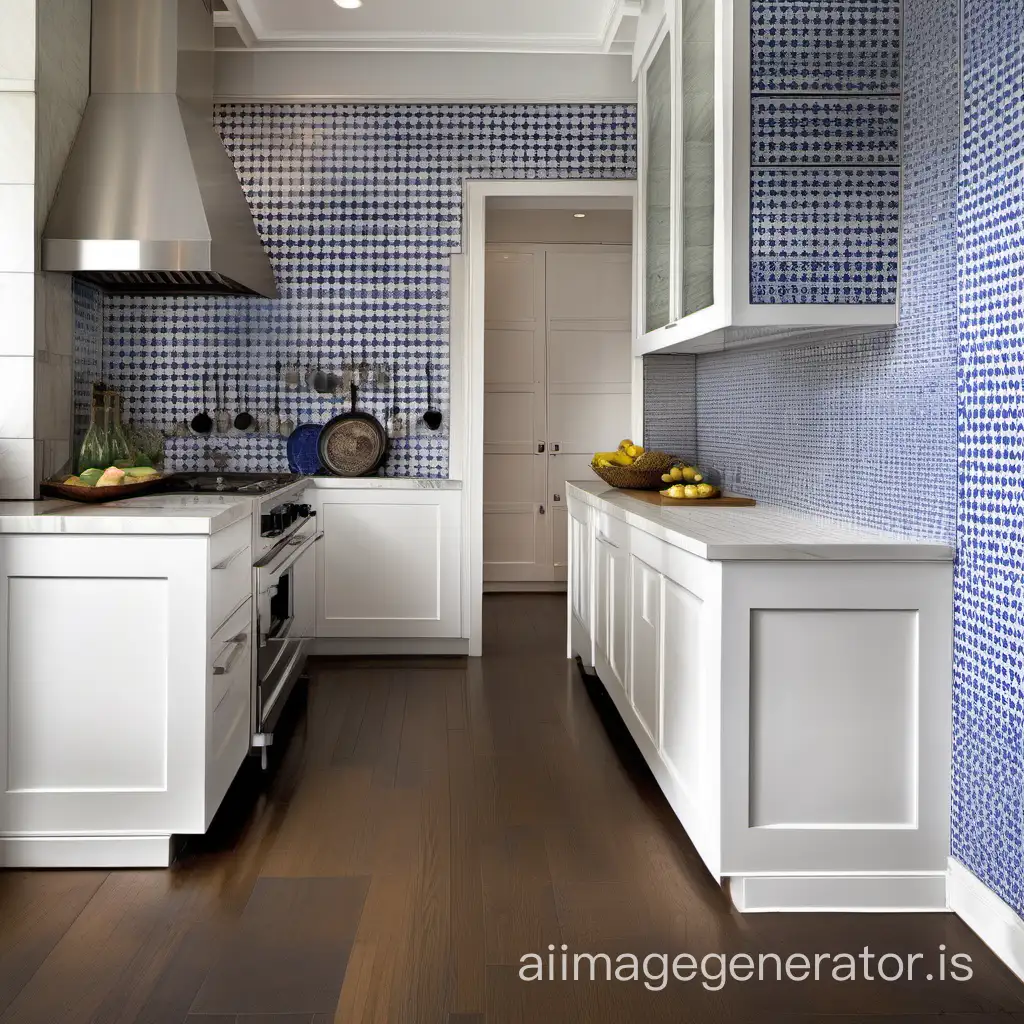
[212,633,248,675]
[213,545,248,571]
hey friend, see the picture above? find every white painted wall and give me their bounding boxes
[214,50,637,103]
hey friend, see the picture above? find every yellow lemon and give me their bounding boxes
[696,483,715,498]
[669,466,684,481]
[683,484,699,499]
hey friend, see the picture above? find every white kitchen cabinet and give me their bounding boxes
[0,522,253,868]
[314,488,462,639]
[568,482,953,912]
[629,555,662,744]
[635,0,902,355]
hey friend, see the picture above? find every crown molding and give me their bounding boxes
[601,0,642,54]
[216,0,630,55]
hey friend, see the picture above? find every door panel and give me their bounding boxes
[485,245,549,582]
[548,328,632,386]
[486,250,540,321]
[485,328,538,386]
[484,392,539,451]
[548,392,632,455]
[630,557,661,744]
[546,250,633,321]
[661,576,705,805]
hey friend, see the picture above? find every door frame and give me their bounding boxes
[454,178,640,656]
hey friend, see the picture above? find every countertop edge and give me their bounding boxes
[566,482,955,562]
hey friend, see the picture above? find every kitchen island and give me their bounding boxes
[0,496,255,867]
[567,481,955,913]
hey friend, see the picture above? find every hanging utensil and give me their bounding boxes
[423,359,442,431]
[279,370,295,437]
[191,371,213,435]
[234,335,255,431]
[269,359,283,434]
[312,365,331,394]
[215,350,231,434]
[358,340,371,388]
[386,358,405,437]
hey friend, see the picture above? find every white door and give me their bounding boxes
[484,247,550,582]
[546,246,633,582]
[485,243,633,586]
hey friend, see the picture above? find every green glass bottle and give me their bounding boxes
[77,387,111,472]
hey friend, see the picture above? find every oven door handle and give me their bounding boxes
[256,528,322,578]
[212,632,248,675]
[260,614,295,649]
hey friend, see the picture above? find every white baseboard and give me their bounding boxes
[948,858,1024,984]
[0,834,173,868]
[310,637,470,657]
[729,873,950,913]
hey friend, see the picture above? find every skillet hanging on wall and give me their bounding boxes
[318,383,389,477]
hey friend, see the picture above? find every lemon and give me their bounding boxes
[683,484,699,499]
[681,466,698,482]
[696,483,715,498]
[669,466,684,481]
[618,439,633,452]
[661,473,674,483]
[694,473,703,483]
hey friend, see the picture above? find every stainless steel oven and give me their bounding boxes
[252,514,321,767]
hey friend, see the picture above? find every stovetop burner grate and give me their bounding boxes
[165,473,302,495]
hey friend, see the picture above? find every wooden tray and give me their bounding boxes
[40,476,165,504]
[620,488,756,508]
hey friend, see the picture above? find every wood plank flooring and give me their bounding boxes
[1,594,1023,1023]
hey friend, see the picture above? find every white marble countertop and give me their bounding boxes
[568,481,954,562]
[306,477,462,490]
[0,494,251,535]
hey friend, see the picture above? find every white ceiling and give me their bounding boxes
[219,0,639,53]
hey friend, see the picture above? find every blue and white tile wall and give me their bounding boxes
[84,104,637,476]
[692,0,959,542]
[951,0,1024,916]
[749,0,902,304]
[71,279,102,451]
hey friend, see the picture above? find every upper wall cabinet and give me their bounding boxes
[635,0,902,355]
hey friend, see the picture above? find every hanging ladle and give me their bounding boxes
[234,340,254,431]
[423,359,442,431]
[191,371,213,435]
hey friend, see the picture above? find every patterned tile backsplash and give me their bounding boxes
[78,104,637,476]
[690,0,959,544]
[951,0,1024,916]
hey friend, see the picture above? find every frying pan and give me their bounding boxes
[318,383,389,477]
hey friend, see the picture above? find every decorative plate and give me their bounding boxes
[286,423,324,475]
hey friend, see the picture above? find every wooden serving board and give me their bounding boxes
[620,488,756,508]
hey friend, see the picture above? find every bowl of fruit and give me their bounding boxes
[41,464,164,503]
[591,441,677,490]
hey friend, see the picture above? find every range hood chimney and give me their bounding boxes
[43,0,278,298]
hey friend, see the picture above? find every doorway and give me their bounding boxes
[482,197,635,589]
[458,179,640,655]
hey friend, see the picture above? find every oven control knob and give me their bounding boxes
[296,504,313,518]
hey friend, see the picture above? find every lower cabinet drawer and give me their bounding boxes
[209,600,252,726]
[210,519,251,636]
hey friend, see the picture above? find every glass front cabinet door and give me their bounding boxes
[635,0,902,355]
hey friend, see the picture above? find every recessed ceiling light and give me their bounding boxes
[334,0,363,7]
[573,212,587,219]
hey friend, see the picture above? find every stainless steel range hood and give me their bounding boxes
[42,0,278,298]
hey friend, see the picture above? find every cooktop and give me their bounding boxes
[164,472,303,495]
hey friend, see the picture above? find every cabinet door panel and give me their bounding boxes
[630,557,661,743]
[661,576,705,806]
[594,532,629,692]
[569,509,591,629]
[549,328,632,386]
[317,494,461,638]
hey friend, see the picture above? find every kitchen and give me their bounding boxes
[0,0,1022,1021]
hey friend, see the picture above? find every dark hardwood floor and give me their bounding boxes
[1,593,1023,1023]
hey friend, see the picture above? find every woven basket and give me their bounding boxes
[590,462,667,490]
